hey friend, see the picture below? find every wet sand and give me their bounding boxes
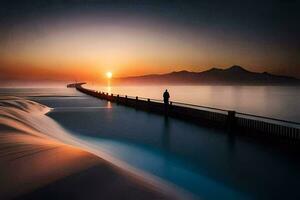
[0,131,173,200]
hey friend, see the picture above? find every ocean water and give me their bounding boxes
[1,87,300,200]
[88,84,300,122]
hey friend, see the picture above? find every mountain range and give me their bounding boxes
[115,65,300,85]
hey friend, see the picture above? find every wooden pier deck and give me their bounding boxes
[74,83,300,142]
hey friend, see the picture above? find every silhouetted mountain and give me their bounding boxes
[116,66,300,85]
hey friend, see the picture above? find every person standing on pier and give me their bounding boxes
[163,89,170,105]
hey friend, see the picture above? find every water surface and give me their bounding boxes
[88,84,300,122]
[1,88,300,200]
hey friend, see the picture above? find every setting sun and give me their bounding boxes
[106,72,113,79]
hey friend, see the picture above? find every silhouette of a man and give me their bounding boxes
[163,89,170,105]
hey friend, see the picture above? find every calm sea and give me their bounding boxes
[87,84,300,122]
[1,87,300,199]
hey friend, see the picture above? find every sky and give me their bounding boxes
[0,0,300,85]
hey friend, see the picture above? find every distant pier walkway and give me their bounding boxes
[74,83,300,141]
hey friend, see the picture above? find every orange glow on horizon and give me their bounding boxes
[0,21,298,83]
[0,7,299,84]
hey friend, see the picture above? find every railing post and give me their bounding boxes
[227,110,236,132]
[124,95,127,104]
[135,96,139,108]
[147,99,151,111]
[168,101,173,115]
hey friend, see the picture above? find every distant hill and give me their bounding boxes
[115,65,300,85]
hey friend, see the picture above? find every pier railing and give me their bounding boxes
[75,84,300,141]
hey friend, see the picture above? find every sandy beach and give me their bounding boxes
[0,133,175,200]
[0,96,177,200]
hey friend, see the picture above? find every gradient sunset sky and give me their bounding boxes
[0,0,299,84]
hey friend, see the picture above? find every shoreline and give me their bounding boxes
[0,96,184,200]
[0,132,176,200]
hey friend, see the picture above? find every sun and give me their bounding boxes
[106,71,112,79]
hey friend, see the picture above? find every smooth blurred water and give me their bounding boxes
[1,88,300,200]
[88,84,300,122]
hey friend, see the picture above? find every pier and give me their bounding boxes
[75,83,300,141]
